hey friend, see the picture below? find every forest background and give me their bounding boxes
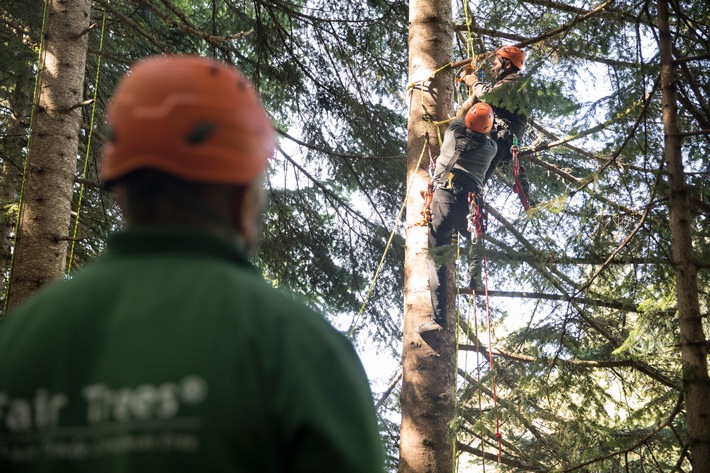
[0,0,708,471]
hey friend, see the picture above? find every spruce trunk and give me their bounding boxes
[6,0,91,310]
[1,56,33,302]
[658,0,710,470]
[400,0,455,471]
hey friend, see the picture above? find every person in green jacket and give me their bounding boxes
[0,55,384,473]
[465,46,531,193]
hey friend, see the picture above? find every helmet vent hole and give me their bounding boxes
[185,122,216,144]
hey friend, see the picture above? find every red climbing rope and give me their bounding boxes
[467,195,502,463]
[467,191,486,238]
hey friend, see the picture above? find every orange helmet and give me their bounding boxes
[496,45,525,70]
[465,102,494,134]
[101,55,275,185]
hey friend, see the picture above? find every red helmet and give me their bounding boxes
[496,45,526,70]
[465,102,495,134]
[101,55,275,185]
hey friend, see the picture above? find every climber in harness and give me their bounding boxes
[416,99,497,334]
[464,45,532,208]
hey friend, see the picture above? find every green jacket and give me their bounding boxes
[470,72,530,139]
[0,227,384,472]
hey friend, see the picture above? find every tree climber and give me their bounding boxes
[417,99,497,334]
[464,46,531,197]
[0,55,384,473]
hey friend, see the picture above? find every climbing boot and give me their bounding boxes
[416,320,445,334]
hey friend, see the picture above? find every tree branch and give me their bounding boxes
[457,441,545,471]
[485,205,679,389]
[375,368,401,410]
[458,288,651,313]
[274,144,375,228]
[91,0,172,53]
[561,394,685,472]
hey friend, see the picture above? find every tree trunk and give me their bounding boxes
[6,0,91,310]
[0,49,34,306]
[657,0,710,470]
[400,0,455,472]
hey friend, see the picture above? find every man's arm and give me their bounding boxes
[456,96,476,119]
[464,73,493,99]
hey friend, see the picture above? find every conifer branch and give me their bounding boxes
[457,288,653,313]
[482,248,672,266]
[560,394,684,472]
[276,129,391,227]
[524,153,640,217]
[485,205,679,389]
[274,144,374,228]
[486,205,623,341]
[673,53,710,64]
[458,342,636,368]
[134,0,238,56]
[568,156,665,310]
[457,439,545,471]
[450,25,636,69]
[519,0,649,25]
[527,119,653,174]
[451,0,632,69]
[515,0,615,48]
[457,367,553,464]
[91,0,172,53]
[375,368,401,410]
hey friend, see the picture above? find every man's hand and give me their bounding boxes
[464,74,479,87]
[456,96,477,119]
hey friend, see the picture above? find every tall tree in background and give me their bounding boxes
[658,0,710,468]
[6,0,91,309]
[400,0,455,471]
[0,0,43,306]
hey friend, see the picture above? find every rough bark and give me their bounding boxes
[399,0,455,471]
[657,0,710,470]
[6,0,91,310]
[0,49,34,304]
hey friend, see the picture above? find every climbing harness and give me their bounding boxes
[510,137,530,211]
